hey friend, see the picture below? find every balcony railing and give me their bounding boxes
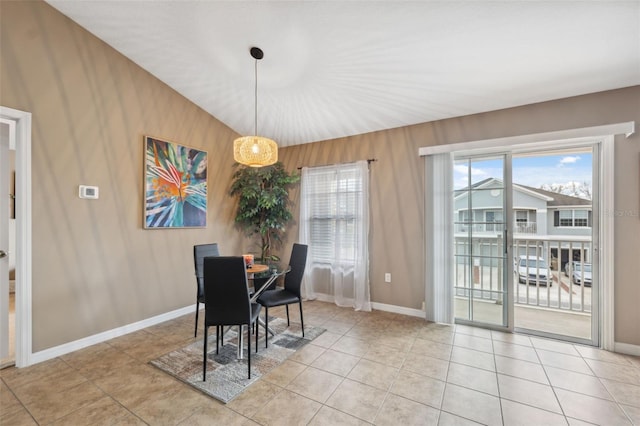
[456,222,537,234]
[514,222,537,234]
[454,236,592,314]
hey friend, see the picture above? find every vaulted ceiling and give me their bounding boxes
[46,1,640,147]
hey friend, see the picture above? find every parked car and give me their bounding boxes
[515,255,551,286]
[564,261,592,287]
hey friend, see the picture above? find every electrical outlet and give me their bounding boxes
[385,273,391,283]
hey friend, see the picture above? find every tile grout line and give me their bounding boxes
[489,331,506,426]
[574,343,637,425]
[0,375,40,425]
[3,302,638,425]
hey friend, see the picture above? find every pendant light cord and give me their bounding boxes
[254,57,258,136]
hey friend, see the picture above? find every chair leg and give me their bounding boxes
[203,326,208,381]
[194,301,199,338]
[255,319,259,353]
[216,325,220,355]
[299,301,304,338]
[264,307,269,348]
[247,325,251,379]
[285,304,290,326]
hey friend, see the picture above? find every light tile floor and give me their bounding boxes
[1,300,639,425]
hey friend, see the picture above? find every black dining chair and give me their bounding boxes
[202,256,261,381]
[257,243,308,348]
[193,243,220,338]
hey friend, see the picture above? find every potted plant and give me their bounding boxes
[229,162,299,263]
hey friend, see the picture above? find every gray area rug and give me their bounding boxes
[150,317,325,403]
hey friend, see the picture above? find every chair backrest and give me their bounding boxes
[284,243,308,298]
[194,243,220,298]
[203,256,252,326]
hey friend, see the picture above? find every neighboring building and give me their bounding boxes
[454,178,592,270]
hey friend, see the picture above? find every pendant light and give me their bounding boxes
[233,47,278,167]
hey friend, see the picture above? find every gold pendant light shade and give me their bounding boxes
[233,46,278,167]
[233,135,278,167]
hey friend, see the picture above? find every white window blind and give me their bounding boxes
[305,166,361,264]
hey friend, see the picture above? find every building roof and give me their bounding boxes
[460,178,591,207]
[516,184,592,207]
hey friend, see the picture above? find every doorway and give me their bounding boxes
[511,147,598,345]
[0,119,15,367]
[452,145,599,346]
[0,106,32,368]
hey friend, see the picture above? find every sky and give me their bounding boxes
[453,151,593,193]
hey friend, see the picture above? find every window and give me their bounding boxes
[485,211,495,231]
[514,210,537,233]
[554,209,592,227]
[559,210,573,227]
[300,161,371,311]
[457,210,469,232]
[574,210,589,227]
[303,165,362,264]
[485,210,503,231]
[515,210,528,224]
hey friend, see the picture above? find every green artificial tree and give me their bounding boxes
[229,162,300,262]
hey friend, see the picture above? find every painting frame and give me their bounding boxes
[144,135,208,229]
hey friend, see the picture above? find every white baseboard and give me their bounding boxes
[308,294,425,319]
[29,304,196,366]
[614,341,640,357]
[310,293,334,304]
[371,301,425,318]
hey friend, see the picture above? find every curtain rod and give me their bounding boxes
[297,158,377,170]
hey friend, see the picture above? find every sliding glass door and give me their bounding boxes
[450,146,599,345]
[510,146,599,345]
[453,155,510,328]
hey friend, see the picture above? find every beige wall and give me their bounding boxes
[1,1,248,351]
[280,87,640,346]
[2,1,638,352]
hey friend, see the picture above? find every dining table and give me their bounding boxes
[246,263,269,275]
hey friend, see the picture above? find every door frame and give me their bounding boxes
[456,141,603,345]
[508,143,599,346]
[420,122,634,351]
[0,118,11,363]
[0,106,32,367]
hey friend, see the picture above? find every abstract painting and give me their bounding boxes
[144,136,207,228]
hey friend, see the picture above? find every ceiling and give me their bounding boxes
[46,1,640,147]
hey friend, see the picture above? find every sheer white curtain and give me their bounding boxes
[299,161,371,311]
[425,153,454,324]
